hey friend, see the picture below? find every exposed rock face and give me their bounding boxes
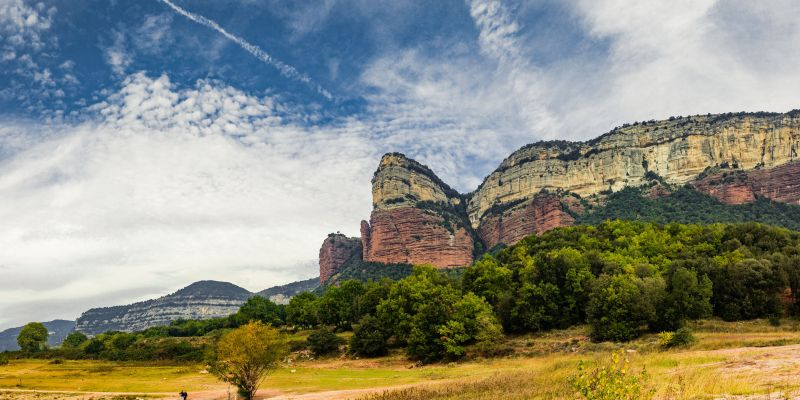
[749,161,800,205]
[327,111,800,275]
[319,233,362,283]
[692,162,800,205]
[360,153,475,268]
[477,194,575,250]
[257,277,319,305]
[371,153,463,211]
[467,113,800,226]
[692,170,756,205]
[361,207,475,267]
[76,281,252,334]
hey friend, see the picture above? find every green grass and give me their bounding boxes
[2,319,800,399]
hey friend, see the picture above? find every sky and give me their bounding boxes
[1,0,799,329]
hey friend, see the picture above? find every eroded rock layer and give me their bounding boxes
[361,207,474,268]
[468,113,800,226]
[324,111,800,274]
[477,194,575,250]
[692,162,800,205]
[319,233,362,283]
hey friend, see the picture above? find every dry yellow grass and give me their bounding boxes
[1,319,799,399]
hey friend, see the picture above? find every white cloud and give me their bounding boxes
[0,0,56,53]
[104,30,133,76]
[548,0,800,135]
[133,13,174,55]
[0,73,376,328]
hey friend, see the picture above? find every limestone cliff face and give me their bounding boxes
[319,233,362,283]
[324,111,800,275]
[371,153,462,210]
[361,153,475,268]
[468,112,800,227]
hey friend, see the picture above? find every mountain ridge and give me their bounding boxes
[321,109,800,279]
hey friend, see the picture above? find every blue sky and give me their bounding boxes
[1,0,799,329]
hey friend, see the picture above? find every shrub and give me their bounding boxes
[769,315,781,327]
[306,328,341,356]
[350,316,389,357]
[659,327,696,348]
[0,354,8,366]
[657,332,674,348]
[569,350,654,400]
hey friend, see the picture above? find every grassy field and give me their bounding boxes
[1,319,799,399]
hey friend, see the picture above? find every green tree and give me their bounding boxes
[350,315,389,357]
[654,266,713,330]
[211,321,288,400]
[235,296,283,326]
[587,275,662,342]
[286,292,320,328]
[306,328,341,356]
[61,331,88,349]
[317,280,366,330]
[713,259,786,320]
[17,322,49,353]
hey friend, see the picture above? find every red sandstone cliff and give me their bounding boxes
[361,208,474,267]
[319,233,362,283]
[692,162,800,205]
[477,194,575,250]
[359,153,475,268]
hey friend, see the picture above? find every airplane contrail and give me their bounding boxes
[159,0,333,100]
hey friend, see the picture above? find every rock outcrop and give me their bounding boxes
[361,207,475,267]
[477,193,575,250]
[323,110,800,275]
[319,233,362,283]
[360,153,475,268]
[692,161,800,205]
[467,112,800,226]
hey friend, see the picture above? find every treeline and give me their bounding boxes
[9,221,800,363]
[9,297,288,362]
[466,221,798,341]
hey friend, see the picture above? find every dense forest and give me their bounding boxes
[576,186,800,230]
[7,221,800,364]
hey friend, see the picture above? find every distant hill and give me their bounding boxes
[256,277,318,304]
[75,278,320,335]
[0,320,75,351]
[76,280,252,335]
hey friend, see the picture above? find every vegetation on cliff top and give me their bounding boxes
[576,185,800,231]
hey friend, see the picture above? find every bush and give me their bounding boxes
[306,328,341,356]
[659,327,696,348]
[0,354,8,366]
[569,350,654,400]
[769,315,781,327]
[350,316,389,357]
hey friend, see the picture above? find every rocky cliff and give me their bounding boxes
[322,110,800,273]
[360,153,476,267]
[467,112,800,227]
[319,233,362,283]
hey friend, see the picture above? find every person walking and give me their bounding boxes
[179,390,188,399]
